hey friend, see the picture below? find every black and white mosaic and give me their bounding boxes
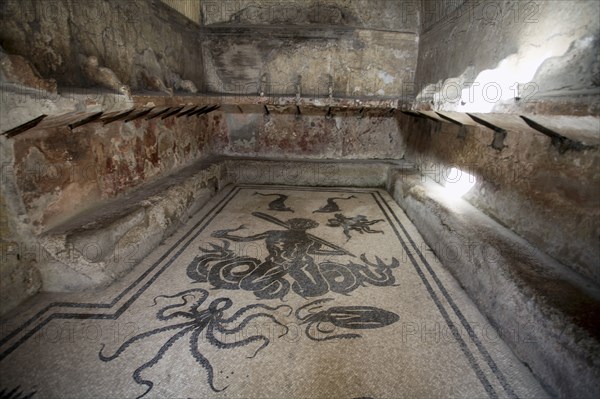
[0,186,547,398]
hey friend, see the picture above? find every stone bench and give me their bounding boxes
[224,156,411,187]
[36,158,225,291]
[388,169,600,398]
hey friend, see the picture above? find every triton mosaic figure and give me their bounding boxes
[187,211,399,299]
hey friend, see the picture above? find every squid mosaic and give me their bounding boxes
[296,298,399,341]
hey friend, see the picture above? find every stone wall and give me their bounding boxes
[7,112,222,234]
[397,113,600,286]
[409,0,600,282]
[0,0,204,91]
[220,111,405,159]
[415,0,600,111]
[200,0,420,97]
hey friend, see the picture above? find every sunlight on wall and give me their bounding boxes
[455,49,554,113]
[420,32,582,113]
[443,167,476,199]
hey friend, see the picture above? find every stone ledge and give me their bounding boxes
[389,170,600,398]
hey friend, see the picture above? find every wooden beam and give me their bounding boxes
[124,108,154,122]
[176,106,199,117]
[101,109,134,125]
[161,107,185,119]
[146,108,172,120]
[2,115,47,138]
[68,112,104,130]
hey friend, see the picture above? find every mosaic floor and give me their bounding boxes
[0,185,548,398]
